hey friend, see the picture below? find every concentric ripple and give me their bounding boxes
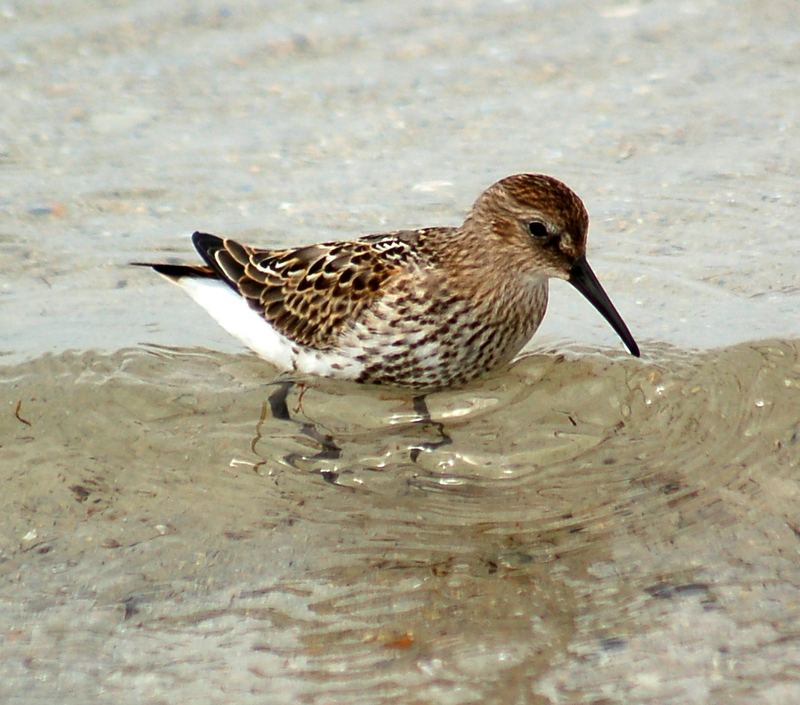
[1,341,798,704]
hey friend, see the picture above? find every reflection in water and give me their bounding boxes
[221,340,799,703]
[257,379,453,478]
[1,341,799,704]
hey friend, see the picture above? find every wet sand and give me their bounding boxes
[2,1,800,704]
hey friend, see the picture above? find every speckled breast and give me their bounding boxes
[342,278,550,388]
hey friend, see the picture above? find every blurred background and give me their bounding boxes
[3,0,798,357]
[1,2,799,704]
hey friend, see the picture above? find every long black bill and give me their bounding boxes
[568,256,640,357]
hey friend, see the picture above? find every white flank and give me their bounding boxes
[176,277,294,368]
[165,275,365,379]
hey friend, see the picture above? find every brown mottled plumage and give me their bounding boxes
[139,174,639,388]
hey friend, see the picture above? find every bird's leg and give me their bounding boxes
[264,379,342,471]
[267,380,293,421]
[409,393,452,462]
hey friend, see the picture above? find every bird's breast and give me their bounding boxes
[335,274,549,387]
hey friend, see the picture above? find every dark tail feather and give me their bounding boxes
[191,231,245,293]
[191,231,226,270]
[131,261,216,281]
[131,231,226,282]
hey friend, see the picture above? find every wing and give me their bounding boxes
[191,230,415,349]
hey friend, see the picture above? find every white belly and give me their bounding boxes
[176,277,366,379]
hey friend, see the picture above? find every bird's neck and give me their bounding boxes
[437,226,549,324]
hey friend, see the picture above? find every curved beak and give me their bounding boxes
[568,256,640,357]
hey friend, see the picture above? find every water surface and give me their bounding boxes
[2,341,798,703]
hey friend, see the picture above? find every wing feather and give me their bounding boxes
[191,230,416,348]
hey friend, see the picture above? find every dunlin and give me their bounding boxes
[139,174,639,388]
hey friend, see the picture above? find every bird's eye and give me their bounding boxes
[527,220,548,239]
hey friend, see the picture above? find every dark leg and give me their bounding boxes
[409,393,452,462]
[267,380,293,420]
[262,380,342,472]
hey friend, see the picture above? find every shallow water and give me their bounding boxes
[2,341,799,703]
[2,0,800,703]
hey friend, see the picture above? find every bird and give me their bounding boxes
[136,173,639,388]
